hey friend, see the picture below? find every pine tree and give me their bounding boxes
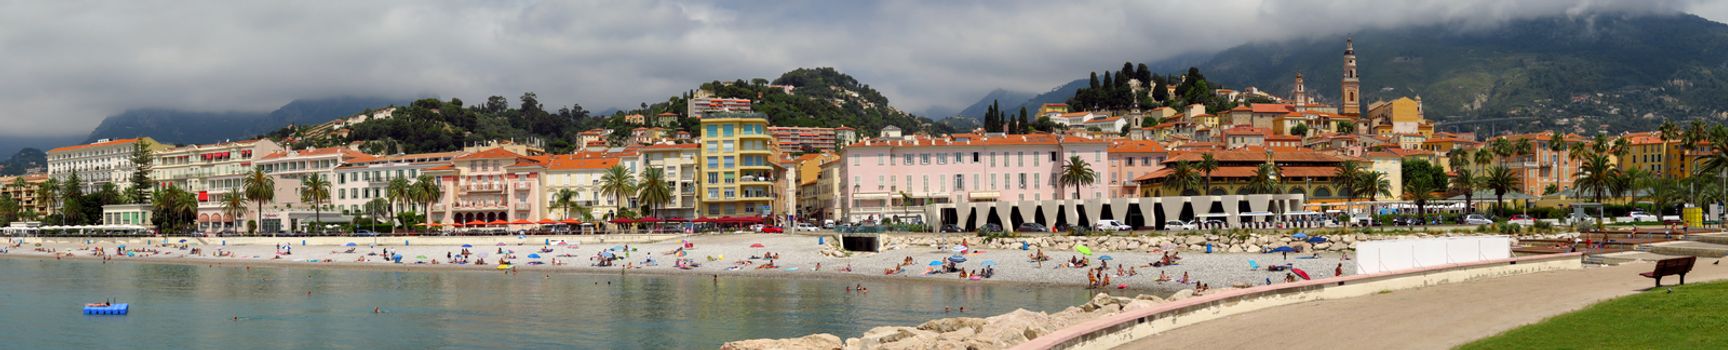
[128,140,154,204]
[1018,106,1030,134]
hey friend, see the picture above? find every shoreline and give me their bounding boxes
[0,247,1115,292]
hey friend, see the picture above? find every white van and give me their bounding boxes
[1095,219,1131,231]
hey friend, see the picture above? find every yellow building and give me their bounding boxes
[1365,97,1432,137]
[1618,132,1702,178]
[697,112,779,218]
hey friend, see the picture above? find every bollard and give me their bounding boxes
[819,236,825,245]
[302,240,307,246]
[405,240,410,246]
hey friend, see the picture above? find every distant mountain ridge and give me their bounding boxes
[962,13,1728,134]
[84,96,412,145]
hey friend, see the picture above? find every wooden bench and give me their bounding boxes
[1639,256,1696,287]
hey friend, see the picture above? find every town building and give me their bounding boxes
[1341,37,1362,116]
[794,152,840,221]
[423,147,549,231]
[47,137,168,193]
[697,112,781,218]
[539,153,619,222]
[840,133,1109,223]
[151,138,283,233]
[1105,140,1167,197]
[687,97,753,117]
[769,126,857,153]
[332,151,461,221]
[1135,147,1363,202]
[253,146,376,232]
[639,143,700,219]
[0,174,50,217]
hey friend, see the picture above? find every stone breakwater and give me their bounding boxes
[720,292,1186,350]
[876,232,1574,254]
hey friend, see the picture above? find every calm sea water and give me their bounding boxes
[0,258,1090,349]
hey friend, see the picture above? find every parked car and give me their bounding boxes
[1628,211,1658,223]
[794,223,820,232]
[1015,222,1049,233]
[980,223,1003,233]
[353,230,380,237]
[940,224,963,233]
[1095,219,1131,231]
[761,226,784,233]
[1565,213,1595,225]
[1506,214,1534,226]
[1463,214,1495,226]
[1163,220,1197,231]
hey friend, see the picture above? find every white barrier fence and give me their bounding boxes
[1354,236,1511,274]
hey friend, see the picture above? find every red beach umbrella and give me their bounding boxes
[1292,267,1311,280]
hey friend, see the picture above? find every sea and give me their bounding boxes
[0,258,1090,349]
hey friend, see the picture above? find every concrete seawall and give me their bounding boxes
[1012,252,1584,350]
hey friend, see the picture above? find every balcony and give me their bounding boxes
[464,183,503,192]
[513,202,531,210]
[513,181,533,191]
[453,202,506,210]
[432,204,447,212]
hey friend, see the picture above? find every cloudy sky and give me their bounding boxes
[2,0,1726,138]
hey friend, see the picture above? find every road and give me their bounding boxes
[1120,257,1728,349]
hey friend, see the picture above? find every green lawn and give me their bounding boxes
[1459,280,1728,349]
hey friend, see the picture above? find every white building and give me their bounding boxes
[254,146,376,232]
[151,138,283,233]
[332,151,460,219]
[47,137,167,193]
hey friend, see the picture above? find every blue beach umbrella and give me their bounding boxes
[179,239,187,243]
[601,251,615,259]
[344,242,357,247]
[948,255,967,263]
[609,245,625,251]
[1099,255,1114,261]
[1266,246,1296,253]
[928,260,942,266]
[461,244,473,248]
[981,260,998,267]
[1292,233,1309,239]
[528,253,542,259]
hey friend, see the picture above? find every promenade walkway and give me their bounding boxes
[1120,257,1728,349]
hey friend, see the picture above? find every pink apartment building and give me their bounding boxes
[1105,140,1167,197]
[424,148,547,231]
[840,133,1109,223]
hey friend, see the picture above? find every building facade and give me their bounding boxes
[47,137,167,193]
[697,112,780,218]
[424,147,548,230]
[640,143,700,218]
[841,133,1109,223]
[332,151,460,220]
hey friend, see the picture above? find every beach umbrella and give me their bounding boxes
[461,244,473,248]
[1306,236,1328,244]
[344,242,357,247]
[1074,244,1093,256]
[1292,233,1309,239]
[496,242,506,246]
[1266,246,1296,253]
[948,255,967,263]
[750,243,766,248]
[609,245,625,251]
[1292,267,1311,280]
[497,264,511,270]
[555,241,567,245]
[416,255,428,260]
[980,260,998,267]
[178,239,187,243]
[951,245,967,253]
[1099,255,1114,261]
[528,253,542,259]
[601,251,615,259]
[928,260,942,266]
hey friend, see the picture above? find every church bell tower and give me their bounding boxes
[1341,36,1361,116]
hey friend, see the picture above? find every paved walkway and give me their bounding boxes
[1121,257,1728,349]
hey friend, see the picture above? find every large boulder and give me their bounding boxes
[1079,293,1127,312]
[1168,289,1195,300]
[917,317,988,334]
[975,309,1053,347]
[720,334,843,350]
[857,327,936,348]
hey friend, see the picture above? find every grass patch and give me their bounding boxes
[1459,280,1728,350]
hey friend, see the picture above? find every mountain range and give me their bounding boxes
[84,96,413,145]
[960,13,1728,134]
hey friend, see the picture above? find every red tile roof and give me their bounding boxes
[49,138,140,153]
[1249,104,1295,114]
[454,147,523,160]
[545,154,619,171]
[1108,140,1166,153]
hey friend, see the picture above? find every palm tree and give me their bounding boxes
[1403,175,1438,226]
[1547,132,1569,188]
[1489,138,1512,167]
[242,169,274,235]
[550,188,588,221]
[221,193,247,233]
[299,174,332,234]
[1059,155,1098,200]
[1473,148,1494,170]
[1333,161,1365,220]
[386,176,412,232]
[1697,125,1728,225]
[1482,166,1520,216]
[1164,162,1202,196]
[636,168,673,218]
[599,165,637,223]
[1451,168,1479,213]
[1609,168,1647,204]
[1244,163,1282,194]
[411,175,442,227]
[1573,152,1616,229]
[35,178,58,225]
[151,185,198,234]
[1197,153,1219,195]
[1355,171,1392,218]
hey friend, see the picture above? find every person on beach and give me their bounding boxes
[1335,263,1343,277]
[1178,271,1189,284]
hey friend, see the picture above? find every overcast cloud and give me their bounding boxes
[0,0,1721,137]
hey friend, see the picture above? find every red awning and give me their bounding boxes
[609,218,636,224]
[509,219,532,225]
[537,219,558,225]
[464,220,487,226]
[637,217,661,223]
[561,218,582,224]
[489,219,509,225]
[694,217,715,223]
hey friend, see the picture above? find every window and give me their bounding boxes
[937,154,947,165]
[1125,157,1134,166]
[904,154,914,165]
[954,175,965,190]
[1050,152,1058,162]
[706,141,718,153]
[722,141,734,153]
[1019,173,1027,189]
[990,152,997,167]
[878,154,885,166]
[723,125,734,137]
[723,156,734,169]
[920,154,930,165]
[877,175,884,190]
[921,175,929,191]
[972,152,980,163]
[1034,173,1041,189]
[707,156,719,168]
[990,174,997,190]
[955,152,964,164]
[1017,152,1024,167]
[707,172,718,184]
